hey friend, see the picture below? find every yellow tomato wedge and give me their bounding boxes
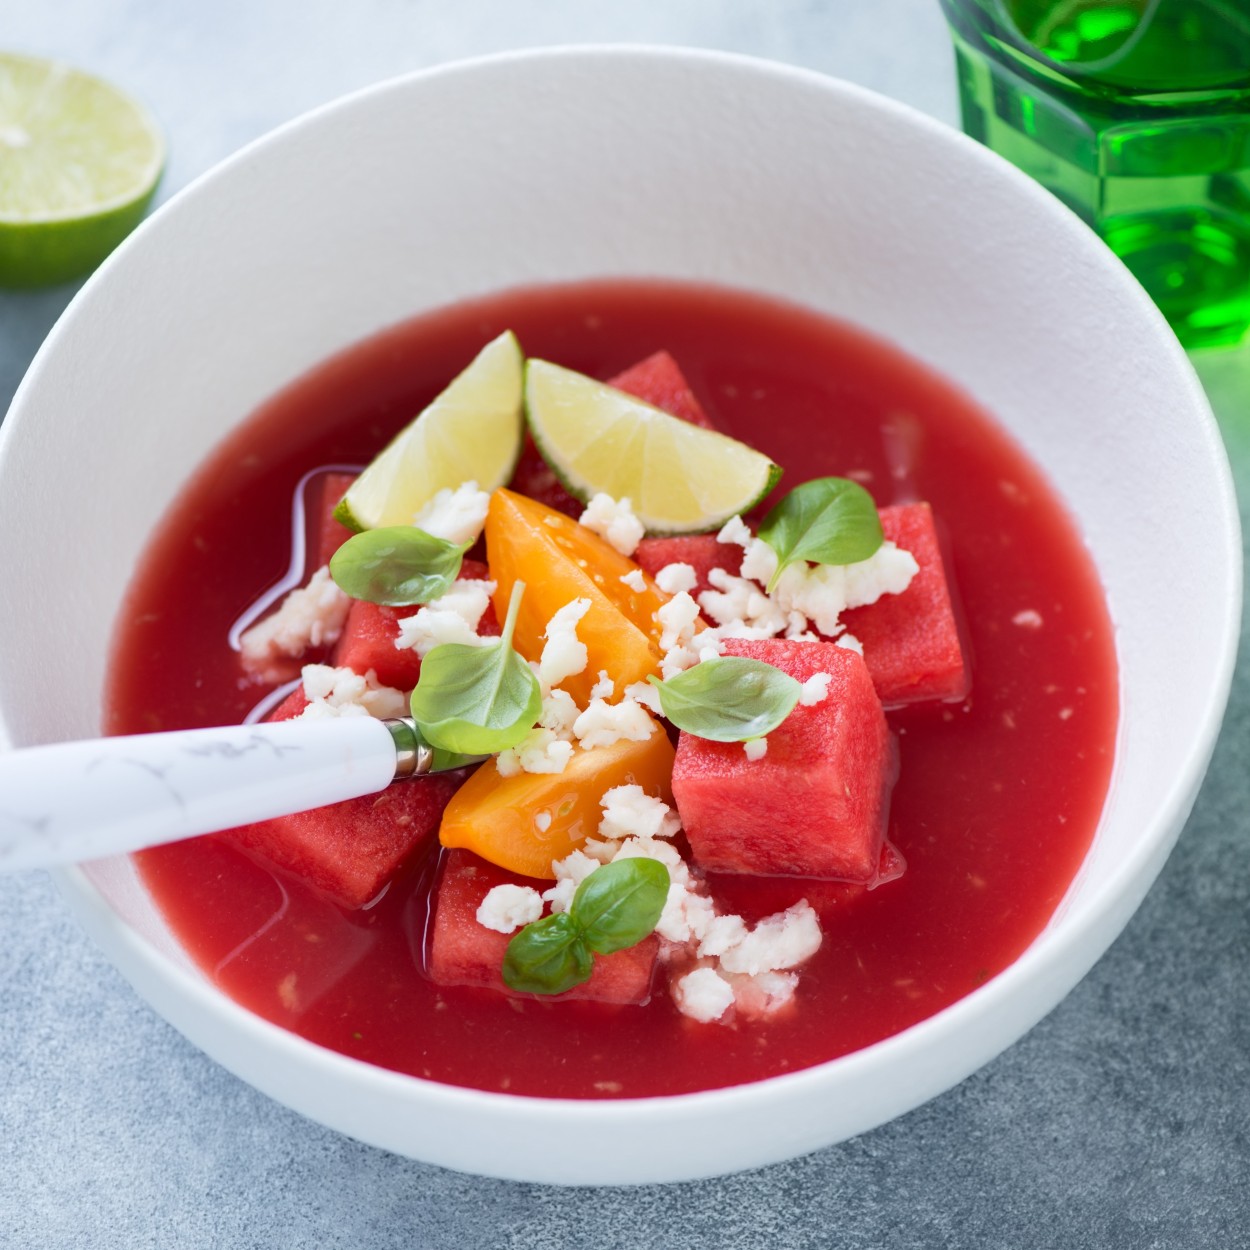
[438,725,675,879]
[484,488,669,706]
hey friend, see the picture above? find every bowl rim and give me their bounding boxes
[6,42,1242,1177]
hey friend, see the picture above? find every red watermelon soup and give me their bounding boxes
[105,280,1117,1099]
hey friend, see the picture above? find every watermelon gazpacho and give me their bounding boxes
[107,280,1117,1099]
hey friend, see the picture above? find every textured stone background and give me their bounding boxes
[2,3,1248,1246]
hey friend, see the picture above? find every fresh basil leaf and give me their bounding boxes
[409,580,542,755]
[649,656,802,742]
[572,858,670,955]
[502,911,594,995]
[329,526,468,606]
[757,476,884,591]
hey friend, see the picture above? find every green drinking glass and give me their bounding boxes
[940,0,1250,348]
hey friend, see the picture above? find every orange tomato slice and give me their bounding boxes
[485,488,669,705]
[438,724,676,879]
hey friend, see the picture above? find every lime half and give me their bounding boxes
[335,330,525,531]
[0,52,164,288]
[525,359,782,534]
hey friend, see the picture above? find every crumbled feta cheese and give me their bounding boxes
[539,598,591,691]
[541,877,577,914]
[394,578,496,656]
[767,542,918,636]
[239,566,350,674]
[538,688,580,737]
[799,673,832,706]
[732,970,799,1018]
[534,811,553,833]
[743,737,768,762]
[716,515,754,550]
[656,591,701,652]
[579,493,645,557]
[619,568,647,593]
[835,633,863,656]
[588,670,615,702]
[412,482,490,546]
[697,914,750,959]
[623,680,663,714]
[660,644,700,680]
[699,567,787,635]
[718,902,822,976]
[573,697,656,750]
[296,664,407,720]
[654,562,698,596]
[476,884,543,934]
[598,785,682,841]
[494,729,575,777]
[673,967,735,1023]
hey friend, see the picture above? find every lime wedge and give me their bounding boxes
[335,330,525,531]
[0,52,164,288]
[524,359,782,534]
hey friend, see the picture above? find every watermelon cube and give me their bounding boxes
[671,639,896,882]
[841,502,969,707]
[634,533,741,596]
[427,849,660,1005]
[220,688,463,908]
[330,557,499,691]
[310,471,358,569]
[508,350,717,515]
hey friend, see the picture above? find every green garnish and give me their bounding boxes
[648,656,802,742]
[503,858,670,995]
[328,526,469,607]
[409,580,542,755]
[757,476,883,592]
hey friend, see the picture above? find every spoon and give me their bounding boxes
[0,717,482,873]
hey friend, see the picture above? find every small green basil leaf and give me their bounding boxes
[649,656,802,742]
[409,580,542,755]
[572,857,670,956]
[502,911,594,995]
[329,526,468,606]
[757,476,884,591]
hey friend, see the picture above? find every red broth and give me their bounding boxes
[106,280,1117,1098]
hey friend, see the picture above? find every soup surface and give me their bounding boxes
[106,280,1117,1098]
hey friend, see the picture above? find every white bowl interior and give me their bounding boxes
[0,47,1238,1183]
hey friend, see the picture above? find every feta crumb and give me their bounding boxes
[541,877,577,914]
[534,811,553,833]
[743,737,768,762]
[654,562,698,596]
[619,568,647,593]
[799,673,833,706]
[394,578,496,656]
[718,902,822,976]
[623,680,663,714]
[476,884,543,934]
[572,697,656,750]
[673,967,735,1023]
[716,515,754,550]
[495,728,575,777]
[539,598,591,691]
[412,482,490,546]
[697,914,750,959]
[660,644,700,680]
[296,664,407,720]
[240,566,350,674]
[1013,609,1044,629]
[579,493,644,557]
[656,591,701,652]
[836,633,863,656]
[537,688,580,737]
[732,970,799,1018]
[598,785,682,841]
[588,670,615,702]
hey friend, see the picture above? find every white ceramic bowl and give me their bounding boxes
[0,47,1239,1185]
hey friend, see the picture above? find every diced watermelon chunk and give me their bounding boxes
[671,639,896,882]
[508,351,718,516]
[634,533,741,595]
[607,350,716,430]
[427,849,660,1005]
[842,502,970,707]
[329,557,499,691]
[310,471,358,569]
[220,688,463,908]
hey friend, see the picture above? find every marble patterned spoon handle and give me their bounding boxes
[0,717,439,872]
